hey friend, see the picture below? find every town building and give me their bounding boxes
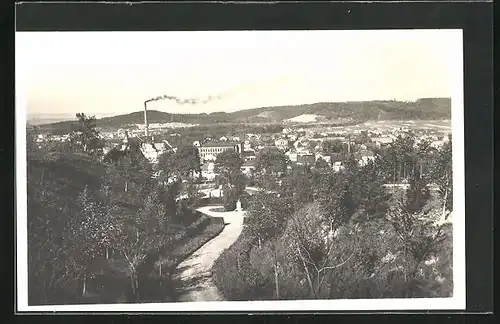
[356,150,376,166]
[197,141,242,162]
[199,162,216,181]
[286,151,298,163]
[242,149,257,162]
[296,153,315,166]
[240,160,256,176]
[372,137,394,147]
[315,153,331,164]
[140,142,166,164]
[274,138,289,150]
[332,161,344,172]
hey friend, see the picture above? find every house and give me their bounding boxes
[430,140,446,149]
[202,162,216,181]
[240,160,256,176]
[197,141,242,162]
[243,142,252,150]
[297,154,315,166]
[140,142,166,163]
[287,151,298,163]
[242,150,257,162]
[372,137,394,147]
[274,138,289,150]
[356,150,376,166]
[315,153,331,164]
[332,161,344,172]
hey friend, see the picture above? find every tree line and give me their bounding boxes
[213,132,453,300]
[26,113,210,304]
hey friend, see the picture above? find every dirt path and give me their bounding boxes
[171,206,245,302]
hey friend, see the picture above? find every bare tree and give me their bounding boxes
[385,198,448,290]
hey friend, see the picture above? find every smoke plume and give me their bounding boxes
[145,94,222,105]
[145,75,292,105]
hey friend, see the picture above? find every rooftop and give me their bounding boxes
[242,160,256,167]
[200,141,241,148]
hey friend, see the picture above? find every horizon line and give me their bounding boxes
[27,96,452,119]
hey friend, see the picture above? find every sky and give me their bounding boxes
[16,30,462,117]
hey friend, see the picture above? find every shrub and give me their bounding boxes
[212,230,274,300]
[222,186,238,211]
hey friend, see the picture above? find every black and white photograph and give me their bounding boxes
[16,29,465,312]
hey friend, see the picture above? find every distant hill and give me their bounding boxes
[35,98,451,133]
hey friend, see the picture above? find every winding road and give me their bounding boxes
[171,206,246,302]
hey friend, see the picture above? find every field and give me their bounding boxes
[305,119,452,134]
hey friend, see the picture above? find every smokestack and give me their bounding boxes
[144,101,149,139]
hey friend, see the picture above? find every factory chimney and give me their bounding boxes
[144,101,149,139]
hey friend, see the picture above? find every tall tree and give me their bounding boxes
[385,199,448,290]
[431,139,453,218]
[27,171,75,304]
[104,185,169,301]
[314,157,330,171]
[254,147,289,177]
[156,150,176,181]
[214,150,243,186]
[356,159,391,220]
[157,145,200,180]
[322,139,345,159]
[315,169,357,235]
[278,202,360,299]
[66,186,117,297]
[175,145,202,178]
[244,191,293,246]
[69,113,104,158]
[404,165,431,215]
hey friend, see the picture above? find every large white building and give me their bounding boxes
[197,141,242,162]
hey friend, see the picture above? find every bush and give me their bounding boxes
[222,186,238,211]
[239,192,252,210]
[212,230,274,300]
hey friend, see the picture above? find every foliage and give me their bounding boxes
[214,150,244,185]
[385,199,449,285]
[222,184,238,212]
[68,113,105,159]
[27,151,106,304]
[314,170,356,230]
[213,132,453,301]
[314,157,330,170]
[106,185,170,301]
[322,139,345,155]
[157,144,200,179]
[181,179,204,209]
[212,230,274,301]
[254,147,289,177]
[430,139,453,214]
[244,191,294,242]
[160,216,225,279]
[355,159,391,220]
